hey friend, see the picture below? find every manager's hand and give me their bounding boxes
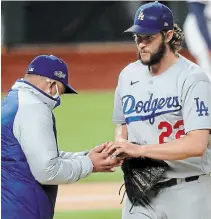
[88,143,123,173]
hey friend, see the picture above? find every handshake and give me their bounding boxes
[88,139,141,173]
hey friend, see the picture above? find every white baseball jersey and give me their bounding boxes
[113,55,211,178]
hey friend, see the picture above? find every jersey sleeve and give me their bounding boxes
[112,85,125,124]
[181,75,211,133]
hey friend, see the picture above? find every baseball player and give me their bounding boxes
[105,2,211,219]
[183,0,211,81]
[1,55,121,219]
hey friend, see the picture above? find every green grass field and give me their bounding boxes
[54,91,115,152]
[54,91,123,183]
[54,209,121,219]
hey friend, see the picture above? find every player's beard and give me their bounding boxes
[137,41,166,66]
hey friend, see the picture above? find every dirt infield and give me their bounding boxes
[2,43,196,92]
[55,182,123,211]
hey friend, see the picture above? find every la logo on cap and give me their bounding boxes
[138,11,144,20]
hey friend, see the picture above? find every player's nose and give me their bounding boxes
[137,42,146,50]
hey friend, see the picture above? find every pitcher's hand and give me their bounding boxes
[88,142,123,172]
[104,141,142,159]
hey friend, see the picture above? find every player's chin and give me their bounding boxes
[140,58,150,65]
[140,55,151,65]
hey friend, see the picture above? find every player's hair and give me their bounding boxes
[164,23,184,54]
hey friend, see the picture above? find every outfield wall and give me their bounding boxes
[1,43,196,92]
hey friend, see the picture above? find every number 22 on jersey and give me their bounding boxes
[158,120,185,144]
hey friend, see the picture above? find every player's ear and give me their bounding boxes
[165,30,174,43]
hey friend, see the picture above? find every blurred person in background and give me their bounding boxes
[1,55,121,219]
[184,0,211,81]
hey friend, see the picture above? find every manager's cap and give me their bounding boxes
[26,55,77,94]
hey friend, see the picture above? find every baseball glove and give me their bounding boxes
[120,142,169,208]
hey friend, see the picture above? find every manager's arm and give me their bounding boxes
[59,150,89,159]
[13,104,93,185]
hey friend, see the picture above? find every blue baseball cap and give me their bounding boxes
[125,1,174,35]
[26,55,77,94]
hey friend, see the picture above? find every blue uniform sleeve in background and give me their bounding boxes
[188,2,211,50]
